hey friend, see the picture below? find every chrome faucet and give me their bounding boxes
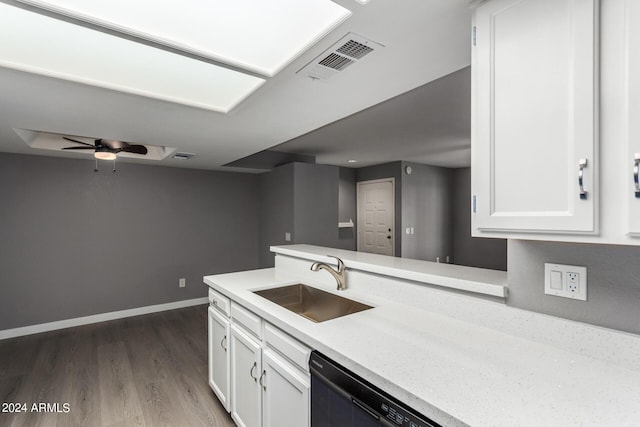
[310,256,347,291]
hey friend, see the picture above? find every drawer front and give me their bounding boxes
[208,288,230,317]
[231,303,262,339]
[264,323,310,372]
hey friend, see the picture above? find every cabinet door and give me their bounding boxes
[208,307,230,412]
[262,349,310,427]
[230,324,262,427]
[626,0,640,235]
[472,0,598,234]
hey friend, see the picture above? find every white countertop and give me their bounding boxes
[272,244,508,298]
[204,256,640,426]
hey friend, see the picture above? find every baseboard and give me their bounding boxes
[0,297,209,340]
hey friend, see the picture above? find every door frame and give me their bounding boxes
[356,178,395,256]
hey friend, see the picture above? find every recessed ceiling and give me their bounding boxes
[0,2,265,113]
[0,0,473,171]
[14,129,175,161]
[15,0,351,76]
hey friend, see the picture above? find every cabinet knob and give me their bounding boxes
[578,158,588,200]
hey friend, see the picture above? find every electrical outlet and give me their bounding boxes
[179,278,186,288]
[285,232,291,242]
[567,272,579,293]
[544,264,587,301]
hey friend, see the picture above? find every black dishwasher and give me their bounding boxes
[310,351,440,427]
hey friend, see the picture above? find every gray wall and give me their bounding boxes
[507,240,640,335]
[258,163,294,268]
[293,163,338,248]
[258,162,342,268]
[337,168,357,251]
[0,153,259,330]
[452,168,507,270]
[356,162,403,256]
[400,161,454,262]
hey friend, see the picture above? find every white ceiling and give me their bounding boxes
[0,0,473,172]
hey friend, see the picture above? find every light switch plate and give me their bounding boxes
[544,263,587,301]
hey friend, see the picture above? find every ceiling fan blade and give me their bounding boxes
[121,144,148,155]
[63,137,94,147]
[62,146,96,150]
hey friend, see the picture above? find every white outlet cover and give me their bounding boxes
[544,263,587,301]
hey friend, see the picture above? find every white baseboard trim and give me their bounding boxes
[0,297,209,340]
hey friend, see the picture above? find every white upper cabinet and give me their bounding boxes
[472,0,599,235]
[625,0,640,236]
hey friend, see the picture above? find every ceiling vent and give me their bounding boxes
[297,33,383,80]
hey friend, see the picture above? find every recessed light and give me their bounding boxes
[14,0,352,77]
[0,2,265,113]
[348,160,357,163]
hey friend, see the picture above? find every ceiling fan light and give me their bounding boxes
[95,151,116,160]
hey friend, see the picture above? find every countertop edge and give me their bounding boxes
[271,245,508,298]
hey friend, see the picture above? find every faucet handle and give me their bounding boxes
[325,255,345,272]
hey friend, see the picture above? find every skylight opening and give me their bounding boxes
[15,0,352,77]
[0,2,266,113]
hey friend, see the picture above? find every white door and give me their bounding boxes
[208,307,230,412]
[626,0,640,236]
[262,349,310,427]
[357,179,395,256]
[472,0,598,234]
[230,324,262,427]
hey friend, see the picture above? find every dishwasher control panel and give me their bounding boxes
[310,351,440,427]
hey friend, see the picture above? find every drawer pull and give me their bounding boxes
[578,158,588,200]
[259,370,267,391]
[250,362,258,382]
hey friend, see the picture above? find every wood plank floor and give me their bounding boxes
[0,305,236,427]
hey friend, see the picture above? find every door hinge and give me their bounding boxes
[472,195,477,213]
[472,26,476,46]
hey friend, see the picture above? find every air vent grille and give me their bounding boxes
[296,32,384,81]
[318,53,354,71]
[336,40,373,59]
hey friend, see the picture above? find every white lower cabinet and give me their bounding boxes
[208,306,231,411]
[209,298,311,427]
[230,323,263,427]
[262,348,310,427]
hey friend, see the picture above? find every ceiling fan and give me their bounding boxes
[62,136,148,160]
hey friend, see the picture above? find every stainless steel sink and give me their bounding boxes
[253,283,373,323]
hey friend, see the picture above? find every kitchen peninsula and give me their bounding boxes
[204,245,640,426]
